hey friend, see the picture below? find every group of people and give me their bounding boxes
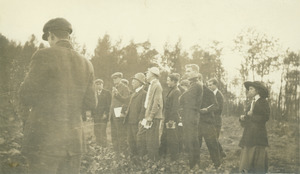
[92,65,227,170]
[19,17,270,174]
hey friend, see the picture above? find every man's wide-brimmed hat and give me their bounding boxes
[147,67,160,77]
[42,18,72,41]
[132,73,146,84]
[244,81,269,98]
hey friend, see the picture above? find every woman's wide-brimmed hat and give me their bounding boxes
[244,81,269,98]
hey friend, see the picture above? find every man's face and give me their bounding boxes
[185,67,196,79]
[113,78,121,85]
[166,77,175,88]
[131,79,140,90]
[247,86,258,98]
[95,83,103,91]
[208,82,217,91]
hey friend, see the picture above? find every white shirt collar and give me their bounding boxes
[135,85,144,93]
[254,94,260,102]
[213,89,218,95]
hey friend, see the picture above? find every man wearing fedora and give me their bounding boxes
[239,81,270,173]
[141,67,163,161]
[19,18,97,173]
[179,64,203,169]
[122,73,147,160]
[92,79,111,147]
[110,72,130,156]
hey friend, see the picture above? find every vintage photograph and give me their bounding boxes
[0,0,299,173]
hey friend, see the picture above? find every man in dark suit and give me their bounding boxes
[160,73,181,160]
[92,79,111,147]
[199,76,221,168]
[110,72,130,156]
[19,18,97,174]
[179,64,203,169]
[123,73,147,159]
[208,78,226,158]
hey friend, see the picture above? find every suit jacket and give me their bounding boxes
[19,40,97,156]
[164,86,181,123]
[214,90,224,125]
[125,87,147,124]
[200,86,219,124]
[109,82,130,119]
[239,98,270,147]
[92,89,111,123]
[145,79,163,120]
[179,77,203,112]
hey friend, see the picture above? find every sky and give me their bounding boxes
[0,0,299,87]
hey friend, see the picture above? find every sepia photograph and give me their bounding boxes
[0,0,299,173]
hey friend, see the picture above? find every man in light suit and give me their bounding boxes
[139,67,163,161]
[19,18,97,174]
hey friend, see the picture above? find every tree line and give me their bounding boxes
[0,28,299,138]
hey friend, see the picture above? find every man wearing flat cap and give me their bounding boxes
[110,72,130,156]
[19,18,97,173]
[91,79,111,147]
[121,73,147,161]
[140,67,163,161]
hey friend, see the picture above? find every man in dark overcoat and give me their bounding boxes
[123,73,147,159]
[159,73,181,160]
[179,64,203,169]
[19,18,97,173]
[92,79,111,147]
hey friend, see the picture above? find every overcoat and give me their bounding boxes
[19,40,97,157]
[239,98,270,147]
[145,79,163,120]
[92,89,111,123]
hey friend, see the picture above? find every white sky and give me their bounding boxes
[1,0,299,85]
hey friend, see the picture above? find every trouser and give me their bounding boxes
[215,123,225,157]
[111,117,127,154]
[94,121,107,147]
[199,121,221,167]
[182,109,200,168]
[159,124,179,160]
[127,123,139,156]
[25,152,81,174]
[177,125,185,153]
[137,119,161,161]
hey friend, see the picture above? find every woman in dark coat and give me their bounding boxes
[239,81,270,173]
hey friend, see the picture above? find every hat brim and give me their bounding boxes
[131,77,145,84]
[244,81,269,98]
[42,32,49,41]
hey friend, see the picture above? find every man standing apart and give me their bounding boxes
[208,78,226,158]
[19,18,97,174]
[179,64,203,169]
[143,67,163,161]
[110,72,130,156]
[92,79,111,147]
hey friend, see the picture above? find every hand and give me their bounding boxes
[200,108,208,114]
[247,110,253,116]
[240,115,245,121]
[102,114,107,120]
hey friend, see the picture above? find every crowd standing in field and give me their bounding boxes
[19,17,270,173]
